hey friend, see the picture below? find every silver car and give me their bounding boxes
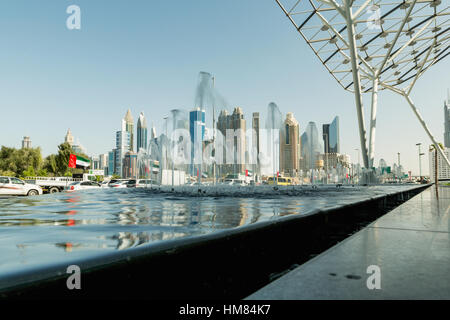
[66,181,102,192]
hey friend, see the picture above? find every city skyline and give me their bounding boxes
[97,104,356,180]
[8,100,447,178]
[0,1,449,175]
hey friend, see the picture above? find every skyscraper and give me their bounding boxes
[444,96,450,148]
[72,140,87,155]
[216,107,247,175]
[252,112,261,178]
[429,147,450,182]
[217,110,230,138]
[123,151,138,178]
[124,109,134,152]
[136,112,148,152]
[323,116,340,154]
[150,123,157,141]
[65,129,86,154]
[301,122,322,171]
[217,110,230,176]
[22,136,32,149]
[115,119,131,176]
[190,107,206,176]
[65,129,74,146]
[231,107,246,174]
[280,112,300,176]
[108,150,115,176]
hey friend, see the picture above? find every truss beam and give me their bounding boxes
[275,0,450,173]
[343,0,370,168]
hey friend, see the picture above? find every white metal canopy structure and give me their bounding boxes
[275,0,450,171]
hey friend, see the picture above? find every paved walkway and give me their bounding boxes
[246,185,450,299]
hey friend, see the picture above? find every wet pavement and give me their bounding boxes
[246,185,450,299]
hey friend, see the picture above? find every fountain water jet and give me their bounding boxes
[265,102,283,182]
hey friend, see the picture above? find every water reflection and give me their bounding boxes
[0,185,420,274]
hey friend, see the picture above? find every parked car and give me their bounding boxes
[189,181,211,186]
[100,181,110,188]
[66,181,102,192]
[0,176,43,196]
[267,176,293,186]
[125,179,137,187]
[127,179,158,188]
[234,179,247,186]
[108,180,129,188]
[220,179,246,186]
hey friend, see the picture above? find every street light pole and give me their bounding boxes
[416,143,423,181]
[324,133,329,184]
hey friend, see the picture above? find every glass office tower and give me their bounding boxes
[189,107,206,176]
[137,112,148,153]
[323,116,340,154]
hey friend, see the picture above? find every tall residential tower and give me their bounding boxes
[136,112,148,152]
[124,109,134,152]
[22,137,32,149]
[280,112,300,176]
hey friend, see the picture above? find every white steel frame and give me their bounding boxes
[275,0,450,170]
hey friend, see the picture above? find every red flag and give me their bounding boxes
[245,170,248,176]
[68,154,77,168]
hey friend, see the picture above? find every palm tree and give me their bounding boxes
[429,143,445,184]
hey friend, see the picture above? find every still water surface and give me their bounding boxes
[0,185,416,276]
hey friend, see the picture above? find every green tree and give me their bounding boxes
[0,169,16,177]
[0,146,43,177]
[23,165,36,177]
[0,146,18,174]
[63,171,73,177]
[55,143,74,175]
[43,154,58,175]
[37,168,48,177]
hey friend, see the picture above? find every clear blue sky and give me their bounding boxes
[0,0,449,175]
